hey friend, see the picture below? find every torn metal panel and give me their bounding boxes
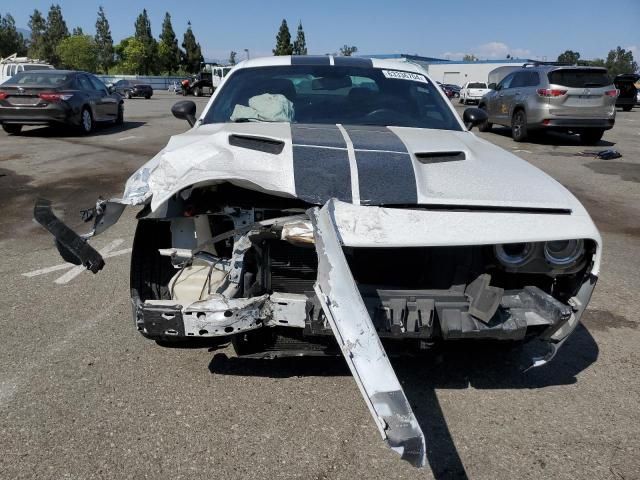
[309,200,426,468]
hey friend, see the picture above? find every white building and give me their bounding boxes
[366,54,532,86]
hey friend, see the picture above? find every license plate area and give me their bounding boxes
[8,96,41,106]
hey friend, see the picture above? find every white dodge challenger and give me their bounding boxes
[36,56,602,468]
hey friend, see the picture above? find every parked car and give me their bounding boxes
[34,56,601,468]
[439,84,455,98]
[182,64,232,96]
[443,83,461,97]
[0,70,123,135]
[112,79,153,99]
[478,66,617,144]
[459,81,491,104]
[613,73,639,111]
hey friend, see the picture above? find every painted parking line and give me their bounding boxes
[22,239,132,284]
[117,135,137,142]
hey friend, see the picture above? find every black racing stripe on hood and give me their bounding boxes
[333,57,374,68]
[291,55,331,65]
[343,125,418,205]
[291,124,352,204]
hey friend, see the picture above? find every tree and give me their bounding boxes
[0,13,27,57]
[181,22,203,73]
[28,9,47,59]
[228,50,237,65]
[292,22,307,55]
[339,45,357,56]
[43,4,69,66]
[463,54,478,61]
[273,19,293,55]
[604,46,638,76]
[158,12,181,73]
[72,26,84,36]
[114,37,146,74]
[56,35,98,71]
[134,9,158,75]
[95,6,114,74]
[557,50,580,65]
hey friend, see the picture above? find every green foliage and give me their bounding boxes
[95,6,114,74]
[43,4,69,66]
[56,35,98,71]
[292,22,307,55]
[0,13,27,57]
[158,12,181,74]
[27,9,47,59]
[181,22,203,73]
[114,36,146,74]
[339,45,357,56]
[604,46,638,76]
[229,51,237,65]
[462,54,478,61]
[557,50,580,65]
[273,19,293,55]
[134,9,158,74]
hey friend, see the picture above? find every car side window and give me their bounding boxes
[89,75,108,94]
[511,72,527,88]
[76,75,94,91]
[497,73,514,90]
[526,71,540,87]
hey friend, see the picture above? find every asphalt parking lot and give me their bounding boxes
[1,92,639,480]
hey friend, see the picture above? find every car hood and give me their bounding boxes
[119,122,584,215]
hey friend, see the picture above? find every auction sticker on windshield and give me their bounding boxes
[381,70,428,83]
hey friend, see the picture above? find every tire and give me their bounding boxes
[125,90,132,99]
[79,107,93,134]
[130,220,174,303]
[579,128,605,145]
[622,105,632,112]
[145,94,151,99]
[511,109,528,142]
[115,102,124,125]
[2,124,22,135]
[477,105,492,132]
[193,87,202,97]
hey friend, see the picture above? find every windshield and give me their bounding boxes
[548,69,611,88]
[4,72,70,86]
[468,82,487,89]
[203,65,461,131]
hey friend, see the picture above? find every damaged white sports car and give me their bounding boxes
[36,56,601,467]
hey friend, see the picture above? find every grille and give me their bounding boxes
[267,241,317,294]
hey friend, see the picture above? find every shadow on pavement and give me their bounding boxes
[486,126,615,147]
[16,121,146,137]
[206,324,598,479]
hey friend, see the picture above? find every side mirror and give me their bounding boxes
[463,108,488,130]
[488,83,497,90]
[107,85,115,94]
[171,100,197,127]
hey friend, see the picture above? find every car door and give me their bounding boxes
[490,73,515,124]
[75,74,103,117]
[89,75,118,120]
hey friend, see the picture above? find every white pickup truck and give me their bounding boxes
[459,81,492,105]
[0,54,54,84]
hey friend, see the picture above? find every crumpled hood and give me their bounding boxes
[120,122,583,214]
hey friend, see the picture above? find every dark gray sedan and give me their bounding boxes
[112,79,153,99]
[0,70,123,135]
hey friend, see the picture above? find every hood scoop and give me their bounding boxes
[228,134,285,154]
[415,151,466,164]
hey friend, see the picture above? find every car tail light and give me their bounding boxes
[536,89,567,97]
[604,89,619,97]
[38,92,73,102]
[0,92,7,100]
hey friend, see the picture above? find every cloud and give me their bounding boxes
[441,42,531,60]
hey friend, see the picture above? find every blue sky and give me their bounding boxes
[4,0,639,63]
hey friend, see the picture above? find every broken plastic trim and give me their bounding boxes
[309,199,427,468]
[34,198,105,273]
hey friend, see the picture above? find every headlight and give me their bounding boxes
[544,239,584,266]
[494,242,534,267]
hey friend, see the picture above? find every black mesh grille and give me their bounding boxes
[267,241,317,294]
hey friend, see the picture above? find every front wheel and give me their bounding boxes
[193,87,202,97]
[125,91,132,99]
[511,109,528,142]
[579,128,605,145]
[115,103,124,125]
[2,124,22,135]
[622,105,633,112]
